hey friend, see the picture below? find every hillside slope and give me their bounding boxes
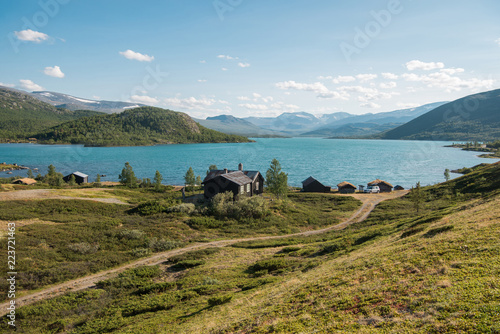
[0,87,103,140]
[34,106,251,146]
[9,162,500,333]
[380,89,500,141]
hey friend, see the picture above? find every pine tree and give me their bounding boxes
[118,162,138,188]
[68,174,77,186]
[154,170,163,191]
[96,174,101,183]
[265,158,288,199]
[27,169,34,179]
[207,164,218,175]
[196,175,202,186]
[184,167,196,186]
[444,169,450,182]
[409,181,424,213]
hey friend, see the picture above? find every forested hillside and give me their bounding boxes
[0,88,102,140]
[34,106,251,146]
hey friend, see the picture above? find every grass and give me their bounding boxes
[2,162,500,332]
[0,188,361,297]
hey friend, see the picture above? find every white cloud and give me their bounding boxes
[237,96,251,101]
[276,80,329,94]
[360,102,381,109]
[14,29,49,42]
[356,74,378,82]
[495,38,500,46]
[381,72,399,80]
[164,97,216,110]
[406,60,444,71]
[119,49,154,62]
[200,60,206,63]
[397,103,420,109]
[332,75,356,84]
[43,66,65,78]
[440,68,465,75]
[238,103,268,110]
[252,93,262,99]
[217,54,238,60]
[238,62,251,68]
[221,67,228,71]
[198,79,207,83]
[19,79,44,91]
[129,95,159,104]
[0,82,15,88]
[402,71,494,92]
[262,96,274,103]
[338,85,378,94]
[317,91,350,100]
[379,81,397,89]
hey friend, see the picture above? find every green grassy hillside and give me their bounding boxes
[380,89,500,141]
[0,88,103,141]
[4,162,500,333]
[34,106,251,146]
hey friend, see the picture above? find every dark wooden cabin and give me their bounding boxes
[368,179,393,192]
[337,181,356,194]
[394,185,405,191]
[63,171,89,185]
[202,163,264,199]
[302,176,331,193]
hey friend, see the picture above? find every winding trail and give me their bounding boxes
[0,191,407,316]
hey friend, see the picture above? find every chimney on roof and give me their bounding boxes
[224,168,228,174]
[238,163,243,171]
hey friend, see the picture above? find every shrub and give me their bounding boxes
[401,227,425,238]
[424,225,454,238]
[130,248,152,258]
[187,216,224,230]
[166,203,195,214]
[171,260,205,270]
[67,242,99,255]
[249,258,295,274]
[135,282,177,295]
[208,294,233,307]
[148,238,181,252]
[210,192,269,220]
[119,229,145,240]
[133,200,167,215]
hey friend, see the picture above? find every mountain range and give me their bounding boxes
[30,90,145,113]
[379,89,500,141]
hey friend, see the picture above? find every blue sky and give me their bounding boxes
[1,0,500,118]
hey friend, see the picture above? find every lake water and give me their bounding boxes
[0,138,497,189]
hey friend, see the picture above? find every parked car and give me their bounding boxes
[364,185,380,193]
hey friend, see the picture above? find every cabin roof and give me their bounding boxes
[337,181,356,188]
[203,169,260,183]
[368,179,393,187]
[220,171,253,186]
[72,172,88,178]
[12,178,37,185]
[302,176,317,187]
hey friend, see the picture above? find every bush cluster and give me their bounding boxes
[210,192,269,220]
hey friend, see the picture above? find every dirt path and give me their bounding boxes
[0,191,407,315]
[0,189,129,205]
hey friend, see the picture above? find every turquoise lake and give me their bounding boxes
[0,138,497,189]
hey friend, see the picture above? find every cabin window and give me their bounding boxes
[246,184,250,192]
[255,182,259,191]
[240,186,244,194]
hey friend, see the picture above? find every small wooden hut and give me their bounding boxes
[337,181,357,194]
[12,178,37,185]
[394,185,405,191]
[63,172,89,185]
[368,179,393,192]
[302,177,331,193]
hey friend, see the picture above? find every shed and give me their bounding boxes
[202,163,264,199]
[12,178,37,185]
[394,185,405,191]
[337,181,357,194]
[302,176,331,193]
[63,172,88,185]
[368,179,393,192]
